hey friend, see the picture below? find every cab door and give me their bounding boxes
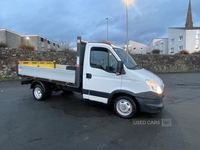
[84,46,121,104]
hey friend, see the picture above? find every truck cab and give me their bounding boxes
[78,39,164,118]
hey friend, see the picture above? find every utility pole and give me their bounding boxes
[126,0,129,52]
[106,18,108,41]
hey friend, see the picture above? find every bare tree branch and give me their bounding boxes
[58,40,74,51]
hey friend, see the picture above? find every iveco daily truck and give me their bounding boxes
[17,36,164,118]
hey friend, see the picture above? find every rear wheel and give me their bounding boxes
[33,85,45,101]
[114,95,137,118]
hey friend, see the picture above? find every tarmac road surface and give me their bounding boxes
[0,73,200,150]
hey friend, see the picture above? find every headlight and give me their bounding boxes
[146,80,162,94]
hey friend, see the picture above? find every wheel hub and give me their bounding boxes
[34,87,42,99]
[116,99,133,116]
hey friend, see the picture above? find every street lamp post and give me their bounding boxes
[106,18,108,41]
[126,0,129,52]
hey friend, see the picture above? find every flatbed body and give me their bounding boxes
[18,65,75,84]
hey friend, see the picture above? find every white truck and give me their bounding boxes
[17,36,164,118]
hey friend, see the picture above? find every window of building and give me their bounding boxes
[170,48,174,53]
[196,40,199,45]
[47,41,50,48]
[178,46,183,51]
[161,43,163,47]
[170,38,175,44]
[179,36,183,41]
[156,44,158,47]
[195,45,199,49]
[41,42,44,47]
[196,34,199,38]
[133,47,136,49]
[41,38,44,47]
[141,48,143,49]
[196,30,200,34]
[53,43,55,46]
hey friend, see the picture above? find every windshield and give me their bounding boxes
[113,48,139,69]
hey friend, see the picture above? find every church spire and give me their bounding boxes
[185,0,193,28]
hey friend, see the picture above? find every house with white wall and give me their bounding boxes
[148,38,163,51]
[154,38,168,54]
[146,0,199,55]
[168,27,200,54]
[148,38,168,54]
[168,0,200,54]
[125,40,148,54]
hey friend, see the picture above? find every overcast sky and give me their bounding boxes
[1,0,200,46]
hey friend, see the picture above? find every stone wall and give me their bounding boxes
[0,48,200,80]
[131,54,200,73]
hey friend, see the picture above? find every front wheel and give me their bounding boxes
[114,96,138,119]
[33,85,45,101]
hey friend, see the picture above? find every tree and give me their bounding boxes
[58,40,74,51]
[0,40,7,48]
[192,51,200,55]
[178,50,189,54]
[152,49,160,54]
[18,43,35,51]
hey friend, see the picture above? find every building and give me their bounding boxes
[0,29,60,51]
[0,29,21,48]
[21,35,60,51]
[147,0,198,55]
[125,40,148,54]
[147,38,169,54]
[72,47,77,51]
[148,38,165,53]
[168,0,200,54]
[168,27,200,54]
[154,38,168,54]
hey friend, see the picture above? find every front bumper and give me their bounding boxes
[135,92,165,113]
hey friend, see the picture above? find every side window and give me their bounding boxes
[90,47,108,71]
[109,52,117,73]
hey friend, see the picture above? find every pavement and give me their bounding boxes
[0,73,200,150]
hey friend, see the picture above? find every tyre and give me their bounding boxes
[33,84,45,101]
[114,95,138,119]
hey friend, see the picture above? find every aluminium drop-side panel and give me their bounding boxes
[18,65,75,83]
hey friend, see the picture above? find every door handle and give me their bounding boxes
[86,73,92,79]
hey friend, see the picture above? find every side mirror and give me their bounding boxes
[116,61,123,75]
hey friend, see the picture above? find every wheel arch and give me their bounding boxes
[30,80,46,93]
[108,90,140,111]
